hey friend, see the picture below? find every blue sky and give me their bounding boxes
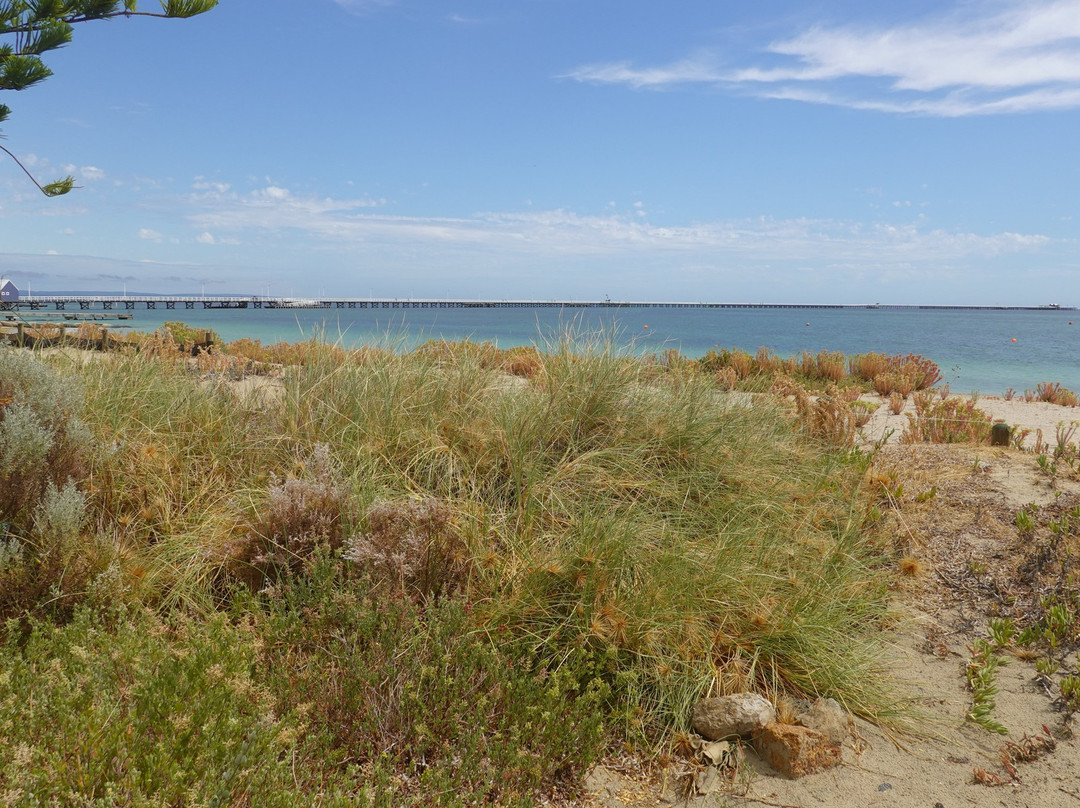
[1,0,1077,303]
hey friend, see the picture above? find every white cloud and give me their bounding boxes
[330,0,395,14]
[193,179,231,193]
[183,185,1053,267]
[196,231,216,245]
[561,57,723,89]
[79,166,105,182]
[137,228,163,241]
[563,0,1080,116]
[186,184,386,235]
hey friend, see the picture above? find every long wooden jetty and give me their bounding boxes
[1,295,1073,312]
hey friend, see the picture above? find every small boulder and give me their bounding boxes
[753,722,842,779]
[692,693,777,740]
[795,697,851,745]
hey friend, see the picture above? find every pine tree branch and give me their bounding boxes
[0,143,77,196]
[0,1,217,34]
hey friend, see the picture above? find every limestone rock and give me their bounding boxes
[753,722,842,779]
[795,697,851,744]
[692,693,777,740]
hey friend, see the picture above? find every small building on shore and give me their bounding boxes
[0,279,19,303]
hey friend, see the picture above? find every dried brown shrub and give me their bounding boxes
[815,351,847,383]
[229,443,351,585]
[855,353,941,391]
[778,379,856,449]
[850,352,890,381]
[344,497,469,601]
[501,345,544,378]
[755,347,781,375]
[714,366,738,390]
[729,350,755,379]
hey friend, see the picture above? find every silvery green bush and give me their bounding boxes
[0,347,91,526]
[0,348,94,617]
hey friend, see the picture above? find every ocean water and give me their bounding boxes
[32,305,1080,396]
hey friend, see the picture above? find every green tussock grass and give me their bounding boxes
[0,332,909,805]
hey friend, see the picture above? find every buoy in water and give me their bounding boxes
[1011,338,1017,343]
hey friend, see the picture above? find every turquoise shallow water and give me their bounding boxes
[36,305,1080,396]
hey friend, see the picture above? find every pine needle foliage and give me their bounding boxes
[0,0,217,195]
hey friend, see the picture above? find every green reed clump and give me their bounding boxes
[277,333,898,733]
[75,349,295,611]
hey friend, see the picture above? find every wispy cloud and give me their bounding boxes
[182,184,1053,266]
[329,0,396,15]
[563,0,1080,116]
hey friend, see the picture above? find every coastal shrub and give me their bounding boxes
[0,605,315,806]
[729,348,755,379]
[850,352,890,381]
[815,351,847,383]
[230,443,352,586]
[278,334,899,732]
[343,497,469,602]
[222,336,348,367]
[872,373,896,397]
[778,380,857,448]
[0,347,91,525]
[0,480,101,620]
[1035,382,1080,407]
[0,350,96,616]
[851,399,879,427]
[714,365,738,390]
[75,349,293,611]
[501,345,544,378]
[856,353,942,394]
[755,346,781,375]
[901,392,993,444]
[257,555,608,805]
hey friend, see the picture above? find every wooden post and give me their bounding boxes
[100,325,108,351]
[16,322,24,347]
